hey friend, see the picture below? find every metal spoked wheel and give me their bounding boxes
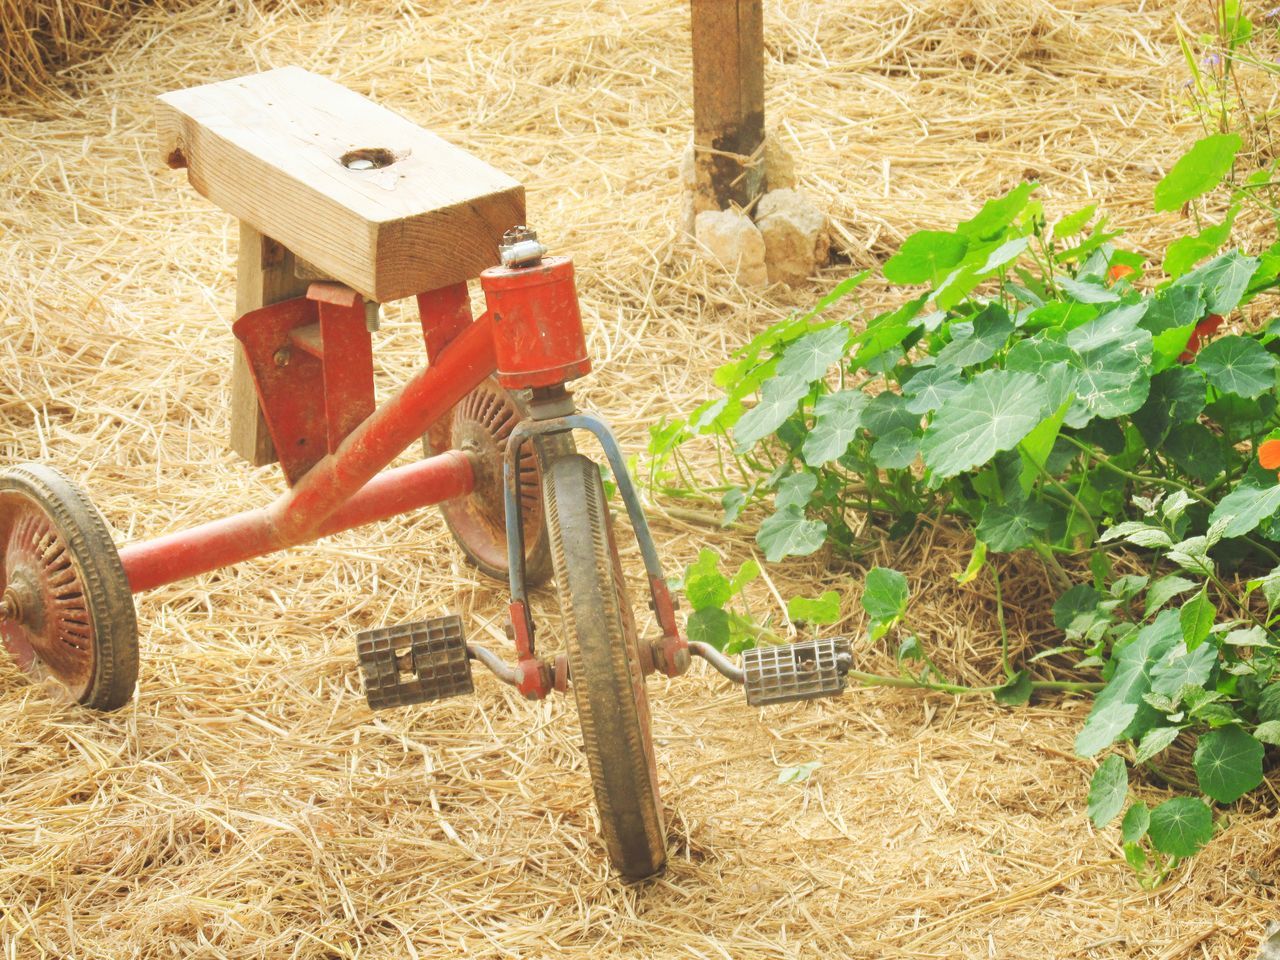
[0,463,137,711]
[426,376,555,586]
[543,453,666,879]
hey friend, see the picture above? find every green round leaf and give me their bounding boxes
[1195,336,1279,400]
[977,500,1053,553]
[921,370,1049,479]
[993,670,1033,706]
[1120,802,1151,844]
[733,374,810,451]
[870,427,921,469]
[861,567,909,622]
[1087,754,1129,829]
[787,590,841,625]
[684,549,731,611]
[1147,797,1213,858]
[775,472,818,512]
[801,390,867,466]
[903,366,965,415]
[1063,310,1154,423]
[883,230,968,285]
[686,607,731,651]
[1154,134,1241,212]
[776,325,852,382]
[861,392,920,437]
[934,304,1014,368]
[756,505,826,563]
[1193,726,1264,803]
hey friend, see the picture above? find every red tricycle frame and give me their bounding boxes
[115,254,683,699]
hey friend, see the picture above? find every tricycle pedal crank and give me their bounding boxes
[357,614,473,710]
[741,637,853,706]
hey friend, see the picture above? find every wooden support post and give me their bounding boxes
[231,224,309,465]
[691,0,766,214]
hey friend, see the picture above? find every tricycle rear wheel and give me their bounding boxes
[0,463,137,710]
[426,377,554,586]
[542,453,666,879]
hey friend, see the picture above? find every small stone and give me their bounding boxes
[694,208,769,288]
[755,187,829,286]
[765,135,797,190]
[1258,922,1280,960]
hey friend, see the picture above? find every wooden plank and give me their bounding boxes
[158,67,524,302]
[690,0,766,213]
[231,224,310,466]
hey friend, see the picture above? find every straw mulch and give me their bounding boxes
[0,0,203,98]
[1,1,1276,957]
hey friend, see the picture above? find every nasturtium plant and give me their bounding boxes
[655,126,1280,880]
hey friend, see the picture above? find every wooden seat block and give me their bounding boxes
[157,67,524,302]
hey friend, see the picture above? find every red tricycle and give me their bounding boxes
[0,68,850,878]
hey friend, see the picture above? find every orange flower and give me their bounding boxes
[1260,439,1280,478]
[1107,263,1135,283]
[1180,313,1225,363]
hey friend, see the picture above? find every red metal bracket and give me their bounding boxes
[648,575,689,678]
[232,283,375,485]
[417,282,473,361]
[507,600,551,699]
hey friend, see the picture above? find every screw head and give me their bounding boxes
[501,225,537,246]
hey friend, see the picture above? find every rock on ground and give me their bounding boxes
[682,133,797,235]
[765,135,797,189]
[755,187,829,286]
[694,208,768,288]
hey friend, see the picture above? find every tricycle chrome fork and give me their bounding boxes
[493,393,689,700]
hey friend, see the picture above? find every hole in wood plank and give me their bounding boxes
[340,148,397,171]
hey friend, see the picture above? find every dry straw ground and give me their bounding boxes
[1,0,1277,957]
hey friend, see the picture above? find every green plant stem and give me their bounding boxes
[847,670,1102,696]
[1205,568,1270,633]
[1062,435,1280,565]
[1033,540,1075,592]
[1025,449,1097,537]
[1062,435,1208,504]
[992,564,1014,680]
[1140,760,1201,794]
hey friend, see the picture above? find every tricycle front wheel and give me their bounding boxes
[542,453,666,879]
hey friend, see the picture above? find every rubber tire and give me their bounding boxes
[0,463,138,711]
[542,453,666,878]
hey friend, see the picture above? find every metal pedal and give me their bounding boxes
[357,614,473,710]
[742,637,852,706]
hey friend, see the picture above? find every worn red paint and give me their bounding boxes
[482,257,591,390]
[119,451,475,593]
[119,259,593,677]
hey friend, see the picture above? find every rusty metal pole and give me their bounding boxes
[690,0,766,215]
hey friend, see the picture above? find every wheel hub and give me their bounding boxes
[1,570,41,631]
[0,498,95,697]
[427,378,546,578]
